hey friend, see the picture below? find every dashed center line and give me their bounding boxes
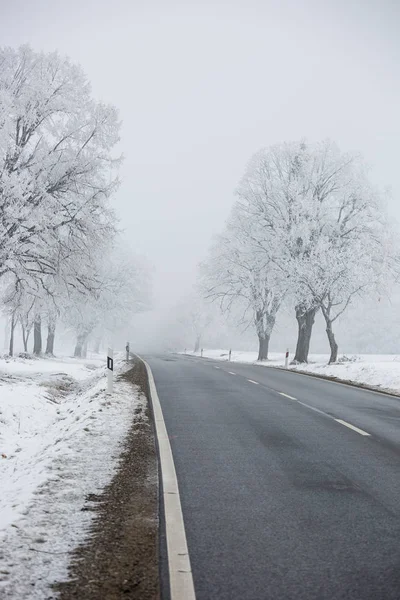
[211,363,372,439]
[335,419,371,436]
[297,400,328,416]
[296,403,371,437]
[279,392,297,400]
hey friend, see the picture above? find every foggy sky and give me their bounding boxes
[1,0,399,310]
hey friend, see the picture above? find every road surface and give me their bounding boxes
[145,353,400,600]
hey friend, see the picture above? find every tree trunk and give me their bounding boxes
[33,315,42,355]
[45,318,56,355]
[21,322,28,352]
[255,309,277,362]
[74,333,86,357]
[326,321,338,364]
[257,334,270,361]
[293,305,318,363]
[9,312,16,357]
[4,318,10,351]
[26,324,33,348]
[82,338,88,359]
[194,335,201,354]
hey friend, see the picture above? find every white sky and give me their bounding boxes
[1,0,399,309]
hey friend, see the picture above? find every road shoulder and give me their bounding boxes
[55,358,160,600]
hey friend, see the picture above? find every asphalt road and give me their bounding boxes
[145,353,400,600]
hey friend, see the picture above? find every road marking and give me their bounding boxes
[297,400,329,416]
[208,357,372,439]
[279,392,297,400]
[141,358,196,600]
[335,419,371,437]
[214,366,220,369]
[274,366,400,400]
[296,401,372,437]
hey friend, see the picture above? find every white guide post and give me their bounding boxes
[285,348,289,368]
[107,347,114,394]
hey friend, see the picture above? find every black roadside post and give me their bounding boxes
[107,347,114,394]
[126,342,130,361]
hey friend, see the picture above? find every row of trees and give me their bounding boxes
[0,46,148,357]
[201,140,396,363]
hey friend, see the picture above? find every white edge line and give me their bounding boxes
[228,371,236,375]
[335,419,371,437]
[141,358,196,600]
[279,392,297,400]
[247,379,259,385]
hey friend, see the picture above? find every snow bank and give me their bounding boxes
[0,353,139,598]
[184,349,400,394]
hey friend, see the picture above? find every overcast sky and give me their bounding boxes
[1,0,399,309]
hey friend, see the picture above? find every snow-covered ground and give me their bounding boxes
[0,352,139,598]
[184,349,400,394]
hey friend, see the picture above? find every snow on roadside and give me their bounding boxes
[0,353,104,381]
[184,349,400,394]
[0,353,139,599]
[0,354,105,532]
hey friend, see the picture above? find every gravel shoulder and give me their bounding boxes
[55,357,159,600]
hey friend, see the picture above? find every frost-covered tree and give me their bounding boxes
[63,247,150,357]
[296,234,386,363]
[0,241,99,355]
[201,207,287,360]
[1,280,20,356]
[171,293,215,353]
[1,274,37,355]
[19,295,35,352]
[0,45,120,290]
[236,140,389,363]
[0,45,123,355]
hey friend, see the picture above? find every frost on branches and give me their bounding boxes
[203,140,393,363]
[0,45,120,281]
[63,247,151,357]
[201,206,287,361]
[0,45,143,356]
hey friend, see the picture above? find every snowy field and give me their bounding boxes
[0,352,139,598]
[184,349,400,395]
